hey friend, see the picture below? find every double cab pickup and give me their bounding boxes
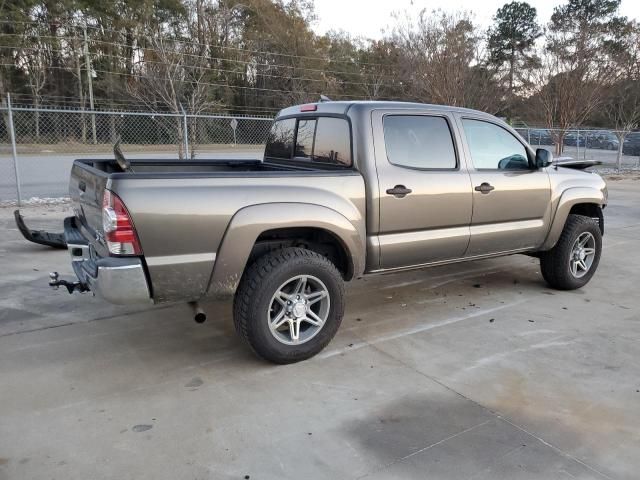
[53,101,607,363]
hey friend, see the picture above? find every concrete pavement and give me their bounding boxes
[0,180,639,479]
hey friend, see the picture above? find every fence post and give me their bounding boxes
[83,24,97,144]
[6,93,22,205]
[180,105,189,159]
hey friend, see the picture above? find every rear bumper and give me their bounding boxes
[65,217,152,304]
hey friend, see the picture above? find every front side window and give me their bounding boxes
[383,115,457,169]
[462,119,530,170]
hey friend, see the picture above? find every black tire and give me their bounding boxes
[233,247,345,364]
[539,214,602,290]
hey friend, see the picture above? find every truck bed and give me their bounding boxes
[77,157,349,177]
[69,157,366,303]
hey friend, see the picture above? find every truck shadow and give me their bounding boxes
[342,391,612,479]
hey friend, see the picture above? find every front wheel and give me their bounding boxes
[233,247,345,364]
[539,214,602,290]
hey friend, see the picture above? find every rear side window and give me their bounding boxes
[265,116,352,167]
[313,117,351,166]
[383,115,457,169]
[264,118,295,159]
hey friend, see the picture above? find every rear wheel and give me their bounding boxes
[233,247,344,364]
[539,214,602,290]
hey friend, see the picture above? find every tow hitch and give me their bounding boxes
[49,272,89,294]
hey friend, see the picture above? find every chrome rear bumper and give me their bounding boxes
[64,217,152,304]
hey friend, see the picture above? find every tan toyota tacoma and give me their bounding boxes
[39,101,608,363]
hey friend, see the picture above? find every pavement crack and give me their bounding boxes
[356,420,493,479]
[0,305,174,338]
[367,342,615,480]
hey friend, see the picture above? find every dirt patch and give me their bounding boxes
[602,174,640,181]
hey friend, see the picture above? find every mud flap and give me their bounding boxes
[14,210,67,249]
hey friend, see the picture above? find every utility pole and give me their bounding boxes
[83,23,97,144]
[6,94,22,205]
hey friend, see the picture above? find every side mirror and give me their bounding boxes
[535,148,552,168]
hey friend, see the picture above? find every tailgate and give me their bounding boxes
[69,160,109,254]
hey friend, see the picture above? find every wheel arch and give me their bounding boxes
[568,203,604,235]
[250,226,352,280]
[541,187,605,251]
[207,203,365,298]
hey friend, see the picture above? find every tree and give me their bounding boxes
[604,81,640,170]
[391,10,503,112]
[534,0,628,154]
[15,20,49,139]
[487,1,541,119]
[127,34,219,159]
[611,20,640,81]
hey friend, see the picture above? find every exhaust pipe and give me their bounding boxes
[189,301,207,323]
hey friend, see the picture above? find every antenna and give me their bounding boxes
[319,95,332,102]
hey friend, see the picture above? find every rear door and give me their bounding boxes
[372,109,473,269]
[457,116,551,256]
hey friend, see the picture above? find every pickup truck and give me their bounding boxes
[45,101,608,363]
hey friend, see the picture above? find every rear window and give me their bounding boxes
[295,119,315,158]
[265,116,352,167]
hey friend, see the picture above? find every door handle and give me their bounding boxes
[386,185,412,198]
[474,182,495,194]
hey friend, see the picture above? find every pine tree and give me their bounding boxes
[487,1,541,118]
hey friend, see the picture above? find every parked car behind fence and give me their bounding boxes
[623,132,640,156]
[585,131,619,150]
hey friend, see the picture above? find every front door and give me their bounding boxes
[373,110,473,269]
[457,116,552,256]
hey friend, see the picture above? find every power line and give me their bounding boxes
[0,62,375,100]
[0,19,392,68]
[8,92,282,111]
[0,32,399,80]
[4,44,401,89]
[8,97,279,116]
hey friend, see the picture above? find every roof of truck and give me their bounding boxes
[277,100,495,118]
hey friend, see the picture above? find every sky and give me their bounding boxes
[312,0,640,39]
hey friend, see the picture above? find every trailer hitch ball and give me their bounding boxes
[49,272,60,288]
[49,272,89,294]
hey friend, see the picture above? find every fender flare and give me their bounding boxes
[207,203,365,297]
[540,187,605,250]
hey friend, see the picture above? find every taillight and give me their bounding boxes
[102,190,142,255]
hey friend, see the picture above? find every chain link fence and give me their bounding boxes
[0,97,274,203]
[2,98,640,204]
[514,127,640,167]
